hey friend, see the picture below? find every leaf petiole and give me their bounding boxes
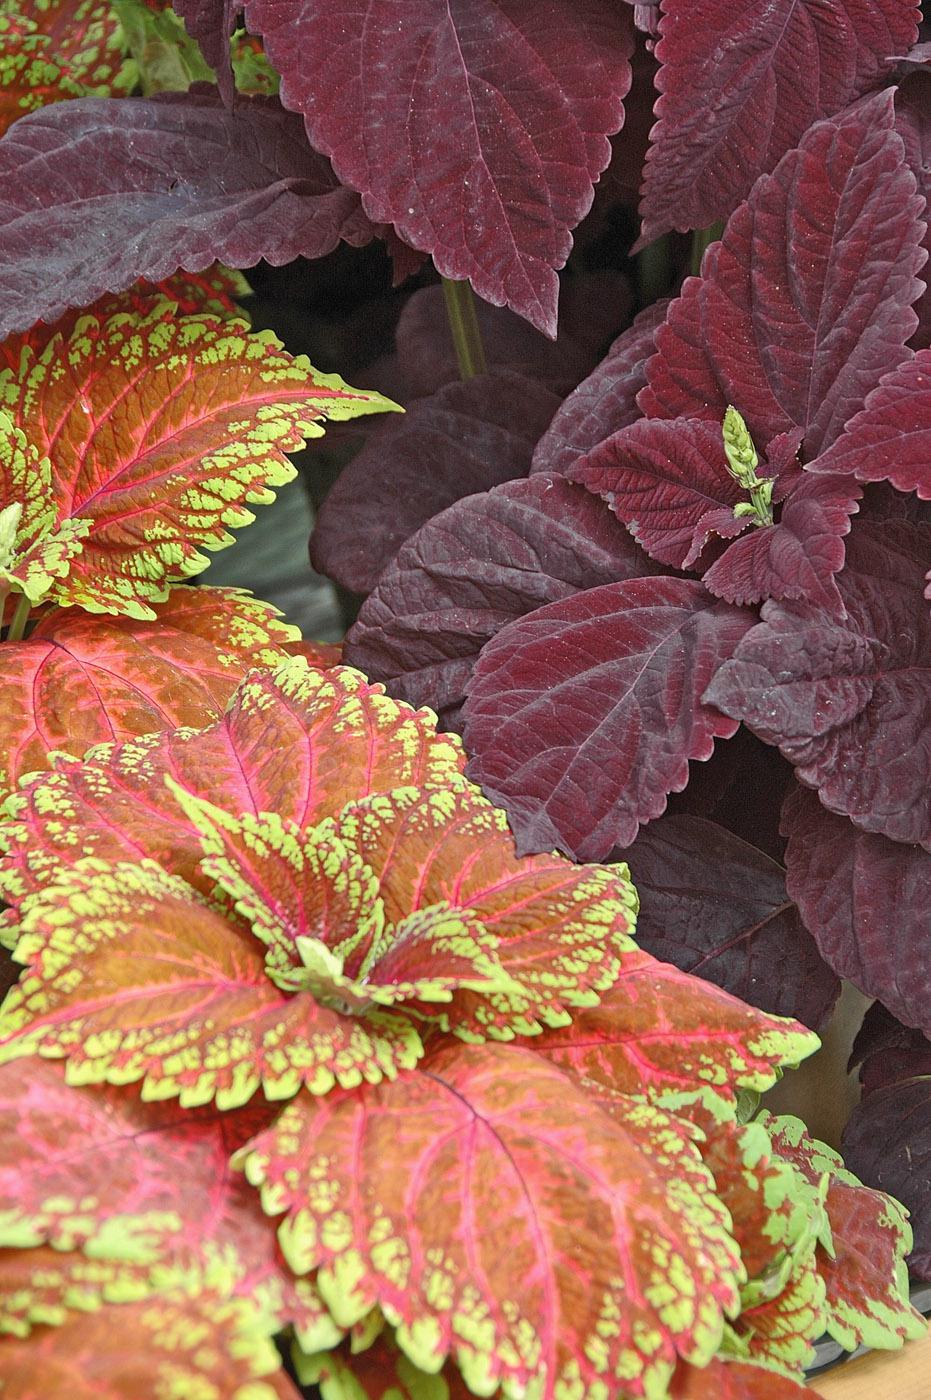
[5,592,32,643]
[441,276,488,380]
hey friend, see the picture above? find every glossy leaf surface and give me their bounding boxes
[463,578,756,859]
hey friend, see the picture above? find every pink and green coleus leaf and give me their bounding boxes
[12,0,133,95]
[462,578,756,860]
[0,1283,300,1399]
[0,16,85,142]
[705,521,931,849]
[0,88,390,341]
[0,417,89,606]
[667,1357,824,1398]
[242,0,634,336]
[238,1040,744,1400]
[637,0,920,244]
[0,659,465,908]
[0,772,637,1099]
[761,1112,926,1351]
[0,297,395,617]
[0,1057,337,1349]
[0,586,299,795]
[782,784,931,1036]
[639,92,927,459]
[532,958,818,1109]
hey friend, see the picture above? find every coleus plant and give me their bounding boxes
[0,658,923,1398]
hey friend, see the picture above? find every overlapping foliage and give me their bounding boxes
[0,1,928,1394]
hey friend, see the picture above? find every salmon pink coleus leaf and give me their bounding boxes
[0,1285,301,1399]
[781,784,931,1036]
[639,92,927,460]
[637,0,920,244]
[0,1058,338,1351]
[0,586,299,794]
[531,958,819,1108]
[463,578,756,860]
[237,1039,744,1399]
[0,88,391,340]
[759,1112,926,1351]
[0,659,465,909]
[705,522,931,849]
[0,295,394,617]
[241,0,635,336]
[346,475,658,718]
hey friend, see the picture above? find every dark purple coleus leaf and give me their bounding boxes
[782,784,931,1035]
[849,1004,931,1094]
[843,1055,931,1282]
[310,372,561,595]
[463,577,756,859]
[639,92,927,458]
[624,814,840,1030]
[0,87,380,339]
[700,471,862,613]
[638,0,920,245]
[810,349,931,498]
[706,521,931,850]
[173,0,239,99]
[531,300,669,480]
[242,0,634,336]
[345,475,655,715]
[896,71,931,349]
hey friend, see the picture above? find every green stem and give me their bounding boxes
[6,592,31,643]
[441,277,487,380]
[636,234,672,307]
[689,221,724,278]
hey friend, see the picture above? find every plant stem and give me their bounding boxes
[636,234,672,307]
[6,592,31,643]
[441,277,487,380]
[689,221,724,278]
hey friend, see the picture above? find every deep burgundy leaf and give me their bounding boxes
[705,522,931,849]
[172,0,239,98]
[849,1004,931,1094]
[571,417,750,569]
[639,93,926,458]
[782,784,931,1035]
[462,578,756,859]
[810,349,931,498]
[843,1074,931,1282]
[638,0,920,244]
[0,87,378,339]
[243,0,634,335]
[896,71,931,349]
[701,472,862,611]
[310,372,561,595]
[625,814,839,1030]
[345,475,655,714]
[382,277,633,404]
[531,300,669,479]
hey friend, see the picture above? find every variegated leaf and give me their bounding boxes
[0,660,464,906]
[0,16,84,141]
[0,586,298,794]
[533,959,818,1108]
[238,1040,744,1400]
[13,0,133,94]
[0,299,397,617]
